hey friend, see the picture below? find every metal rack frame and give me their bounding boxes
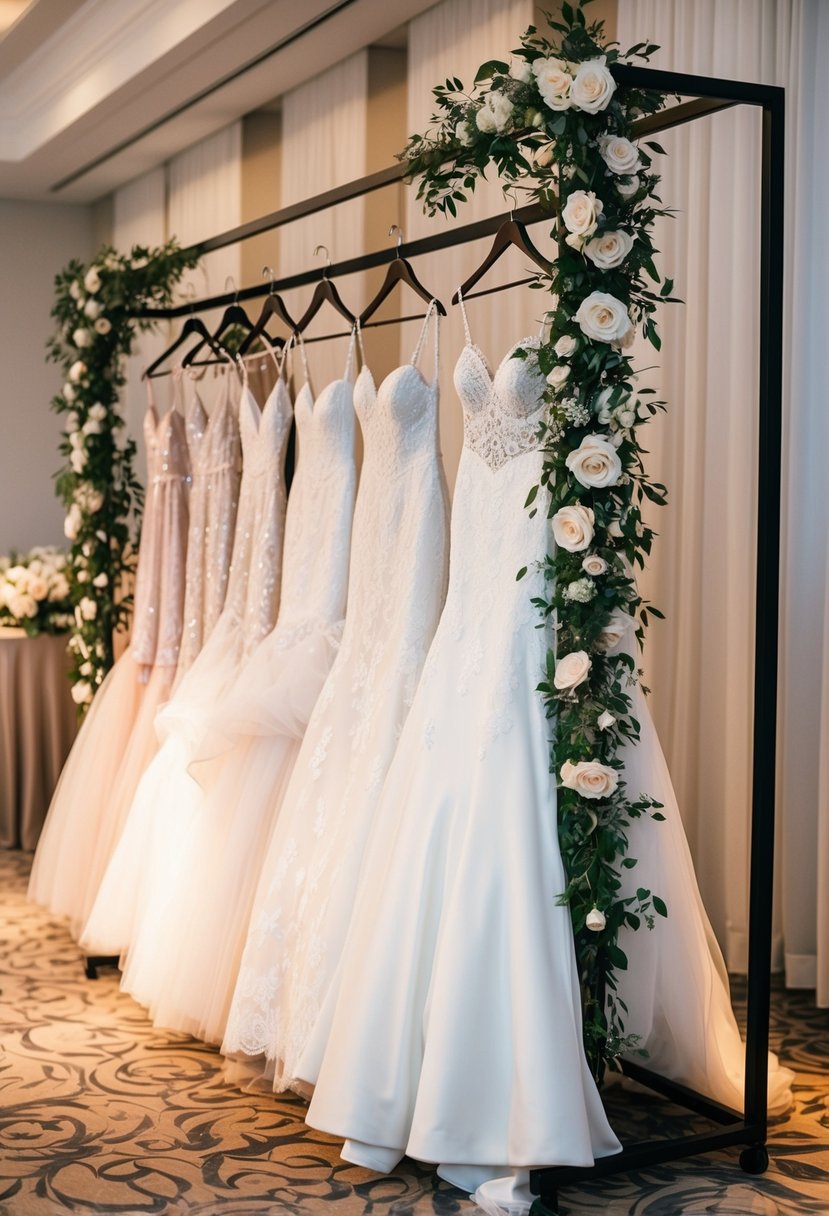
[129,62,786,1212]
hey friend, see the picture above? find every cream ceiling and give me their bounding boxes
[0,0,431,203]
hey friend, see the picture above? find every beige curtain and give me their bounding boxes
[617,0,829,1002]
[406,0,539,492]
[279,51,369,390]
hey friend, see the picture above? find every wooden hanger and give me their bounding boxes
[452,197,552,305]
[183,278,255,366]
[297,245,355,333]
[143,314,231,379]
[238,267,297,356]
[360,226,446,325]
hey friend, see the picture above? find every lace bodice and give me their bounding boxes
[131,380,191,674]
[178,367,242,673]
[453,292,547,472]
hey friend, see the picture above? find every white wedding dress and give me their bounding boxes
[222,305,450,1086]
[118,336,359,1042]
[305,302,623,1184]
[80,351,292,958]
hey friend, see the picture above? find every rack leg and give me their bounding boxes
[530,1186,561,1216]
[83,954,119,979]
[739,1144,770,1175]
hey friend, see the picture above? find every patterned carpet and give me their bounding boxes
[0,849,827,1216]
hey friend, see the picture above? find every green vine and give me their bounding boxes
[48,240,200,710]
[401,1,680,1079]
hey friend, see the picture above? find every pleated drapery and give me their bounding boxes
[617,0,829,1003]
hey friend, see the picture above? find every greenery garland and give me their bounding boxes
[48,241,199,709]
[402,0,679,1079]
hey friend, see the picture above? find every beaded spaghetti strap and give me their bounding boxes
[410,299,440,384]
[456,285,473,346]
[353,318,368,372]
[343,323,359,382]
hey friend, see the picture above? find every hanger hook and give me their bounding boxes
[389,224,404,258]
[180,280,198,314]
[313,244,332,279]
[503,185,519,221]
[224,274,239,303]
[262,266,276,295]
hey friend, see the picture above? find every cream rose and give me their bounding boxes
[65,412,80,433]
[455,120,474,147]
[554,650,592,693]
[94,317,112,335]
[617,174,641,199]
[79,596,97,621]
[554,334,577,358]
[560,758,619,799]
[570,57,616,114]
[68,360,86,383]
[546,365,570,387]
[84,267,101,293]
[71,680,93,705]
[582,553,608,576]
[28,576,49,601]
[551,504,595,553]
[73,328,91,349]
[70,449,87,474]
[586,906,607,931]
[83,298,101,320]
[561,190,603,239]
[599,134,640,175]
[565,433,623,489]
[64,505,82,540]
[69,280,83,302]
[533,141,555,169]
[575,291,632,345]
[532,56,572,111]
[476,91,514,134]
[596,609,632,655]
[92,572,108,589]
[509,56,533,83]
[597,709,616,731]
[88,403,108,423]
[584,229,634,270]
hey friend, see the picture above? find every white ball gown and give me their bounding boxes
[80,354,291,958]
[28,377,192,937]
[305,305,623,1184]
[222,305,450,1086]
[117,337,359,1044]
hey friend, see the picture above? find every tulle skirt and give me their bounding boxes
[28,651,173,939]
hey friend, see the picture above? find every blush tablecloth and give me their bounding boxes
[0,628,77,850]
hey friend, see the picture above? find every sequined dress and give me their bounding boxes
[29,380,191,937]
[80,354,292,957]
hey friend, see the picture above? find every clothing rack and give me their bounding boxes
[129,62,785,1213]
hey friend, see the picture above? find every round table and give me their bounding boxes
[0,628,77,850]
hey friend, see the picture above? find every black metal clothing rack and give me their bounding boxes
[126,63,785,1212]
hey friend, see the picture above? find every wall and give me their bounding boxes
[0,200,93,554]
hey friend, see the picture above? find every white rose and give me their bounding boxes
[92,572,108,588]
[79,661,93,677]
[94,317,112,335]
[554,650,592,693]
[83,298,101,320]
[78,485,104,513]
[89,403,108,423]
[28,576,49,601]
[70,449,87,474]
[607,518,624,539]
[68,280,82,302]
[596,609,632,655]
[65,412,80,433]
[79,596,97,621]
[28,559,43,576]
[599,135,640,175]
[560,758,619,799]
[68,360,86,383]
[477,90,514,134]
[561,190,603,239]
[63,383,77,403]
[73,328,91,349]
[84,267,101,294]
[50,574,70,600]
[551,504,595,552]
[584,229,634,271]
[575,291,632,345]
[570,56,616,114]
[76,570,88,582]
[455,120,473,147]
[476,103,496,134]
[6,564,26,583]
[532,56,572,111]
[597,709,616,731]
[619,409,636,429]
[617,174,641,199]
[546,365,570,387]
[82,419,102,436]
[71,680,93,705]
[565,433,623,489]
[582,554,608,576]
[509,56,533,83]
[564,576,597,603]
[64,505,82,540]
[555,334,577,358]
[69,430,83,450]
[586,907,607,932]
[10,591,37,619]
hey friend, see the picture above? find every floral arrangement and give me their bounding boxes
[0,547,73,637]
[402,0,678,1079]
[48,241,199,709]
